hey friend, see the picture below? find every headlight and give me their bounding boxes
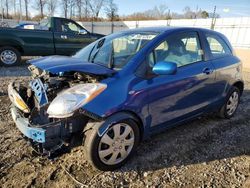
[47,83,107,118]
[8,83,30,113]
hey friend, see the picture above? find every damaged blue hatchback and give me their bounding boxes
[8,27,244,171]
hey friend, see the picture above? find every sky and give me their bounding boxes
[114,0,250,17]
[1,0,249,18]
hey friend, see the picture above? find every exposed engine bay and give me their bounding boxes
[9,65,106,155]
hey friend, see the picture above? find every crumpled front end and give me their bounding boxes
[8,64,105,155]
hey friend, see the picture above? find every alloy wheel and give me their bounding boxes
[226,91,239,116]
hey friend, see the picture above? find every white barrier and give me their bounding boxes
[80,17,250,48]
[1,17,250,48]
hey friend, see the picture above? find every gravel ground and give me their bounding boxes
[0,65,249,188]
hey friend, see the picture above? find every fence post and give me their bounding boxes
[211,6,217,30]
[136,21,139,28]
[91,21,94,33]
[111,21,114,33]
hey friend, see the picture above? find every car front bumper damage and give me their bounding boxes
[8,82,89,155]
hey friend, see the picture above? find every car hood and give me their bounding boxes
[28,56,116,75]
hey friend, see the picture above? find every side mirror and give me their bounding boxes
[152,61,177,75]
[79,29,88,35]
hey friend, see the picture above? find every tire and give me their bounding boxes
[84,118,140,171]
[0,46,21,66]
[219,86,240,119]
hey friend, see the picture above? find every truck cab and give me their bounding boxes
[0,17,104,66]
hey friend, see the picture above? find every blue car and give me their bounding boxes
[8,27,244,170]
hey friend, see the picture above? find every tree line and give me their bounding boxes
[0,0,217,21]
[0,0,118,21]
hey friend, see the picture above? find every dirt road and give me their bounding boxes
[0,66,249,188]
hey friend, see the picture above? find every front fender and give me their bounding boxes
[87,112,141,137]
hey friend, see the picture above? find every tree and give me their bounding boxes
[200,10,209,18]
[88,0,105,19]
[76,0,82,19]
[5,0,9,18]
[69,0,75,18]
[24,0,30,20]
[83,0,89,19]
[120,4,169,20]
[62,0,69,18]
[34,0,47,19]
[13,0,17,17]
[46,0,57,16]
[183,6,196,19]
[105,0,118,21]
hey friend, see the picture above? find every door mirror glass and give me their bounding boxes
[79,29,88,35]
[153,61,177,75]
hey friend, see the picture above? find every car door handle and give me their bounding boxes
[203,67,213,75]
[61,35,68,39]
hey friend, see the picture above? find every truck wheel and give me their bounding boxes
[0,47,21,66]
[84,118,140,171]
[219,86,240,119]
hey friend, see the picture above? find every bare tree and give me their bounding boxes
[62,0,69,18]
[83,0,90,19]
[105,0,118,21]
[69,0,76,18]
[183,6,196,19]
[19,0,22,20]
[5,0,9,18]
[75,0,82,19]
[47,0,57,16]
[24,0,30,20]
[13,0,17,17]
[88,0,105,19]
[34,0,47,18]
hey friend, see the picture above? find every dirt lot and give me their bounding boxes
[0,65,249,188]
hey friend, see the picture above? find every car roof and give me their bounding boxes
[119,26,217,35]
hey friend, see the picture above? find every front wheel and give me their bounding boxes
[84,118,140,171]
[0,46,21,66]
[219,86,240,118]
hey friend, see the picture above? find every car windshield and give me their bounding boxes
[73,32,158,70]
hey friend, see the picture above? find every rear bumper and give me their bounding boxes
[10,106,46,143]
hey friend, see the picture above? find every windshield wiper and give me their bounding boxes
[108,42,114,69]
[89,38,106,63]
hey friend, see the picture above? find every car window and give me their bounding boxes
[39,19,50,30]
[148,32,203,68]
[206,34,232,58]
[74,32,158,69]
[61,20,81,33]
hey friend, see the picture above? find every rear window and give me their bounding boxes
[205,34,232,58]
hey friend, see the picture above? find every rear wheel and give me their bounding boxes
[219,86,240,118]
[0,46,21,66]
[84,118,140,171]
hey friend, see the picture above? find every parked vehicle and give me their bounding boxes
[0,17,104,66]
[8,27,244,171]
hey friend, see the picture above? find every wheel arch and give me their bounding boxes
[0,40,24,54]
[93,110,145,142]
[0,45,24,55]
[232,80,244,96]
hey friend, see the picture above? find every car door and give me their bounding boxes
[143,31,217,128]
[54,19,98,55]
[203,32,240,102]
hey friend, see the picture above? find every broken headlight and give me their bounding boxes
[47,83,107,118]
